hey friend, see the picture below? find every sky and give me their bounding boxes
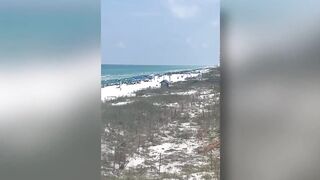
[101,0,220,66]
[0,0,99,63]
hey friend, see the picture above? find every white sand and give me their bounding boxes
[101,69,209,101]
[111,100,133,106]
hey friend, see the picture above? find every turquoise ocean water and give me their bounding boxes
[101,64,203,86]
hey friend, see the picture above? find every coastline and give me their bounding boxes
[101,66,220,179]
[101,67,212,101]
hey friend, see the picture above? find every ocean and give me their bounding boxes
[101,64,204,87]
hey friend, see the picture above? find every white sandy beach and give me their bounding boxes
[101,68,210,101]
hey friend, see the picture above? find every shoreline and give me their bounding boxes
[101,67,212,101]
[101,66,213,87]
[101,66,220,179]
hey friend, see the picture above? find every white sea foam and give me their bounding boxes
[101,68,209,101]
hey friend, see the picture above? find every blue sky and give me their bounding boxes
[0,0,99,62]
[102,0,220,65]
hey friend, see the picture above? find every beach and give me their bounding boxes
[101,67,211,101]
[101,67,220,179]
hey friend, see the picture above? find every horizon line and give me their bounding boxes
[101,63,217,66]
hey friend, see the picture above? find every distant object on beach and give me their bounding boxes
[160,80,170,88]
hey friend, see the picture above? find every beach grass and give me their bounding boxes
[101,67,220,179]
